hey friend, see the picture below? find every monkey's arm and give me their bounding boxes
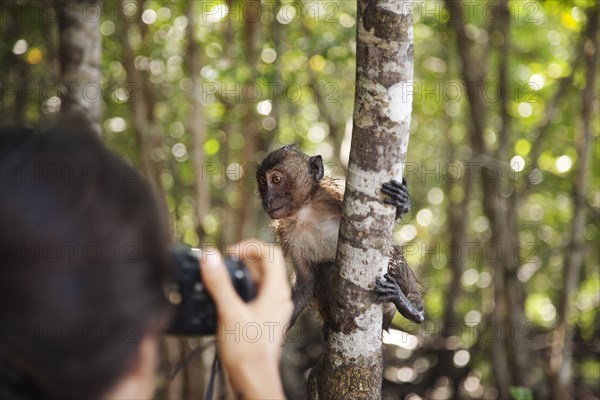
[290,274,314,328]
[381,178,411,220]
[375,245,424,324]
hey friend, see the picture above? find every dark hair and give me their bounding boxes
[0,124,172,399]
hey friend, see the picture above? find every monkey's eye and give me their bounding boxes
[259,177,267,186]
[272,175,282,184]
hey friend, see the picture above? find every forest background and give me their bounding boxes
[0,0,598,399]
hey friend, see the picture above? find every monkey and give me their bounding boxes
[256,144,424,333]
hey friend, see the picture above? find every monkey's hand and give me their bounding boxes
[375,273,424,323]
[382,178,411,220]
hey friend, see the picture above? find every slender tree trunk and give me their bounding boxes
[443,167,472,331]
[117,0,165,205]
[217,0,236,248]
[444,3,509,396]
[551,6,598,398]
[236,0,262,241]
[436,142,474,393]
[185,2,210,243]
[179,4,217,398]
[443,0,534,396]
[57,0,102,135]
[493,0,530,388]
[118,5,175,393]
[312,1,414,398]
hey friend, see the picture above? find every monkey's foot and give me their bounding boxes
[375,273,424,323]
[382,178,411,220]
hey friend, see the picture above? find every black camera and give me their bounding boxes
[165,244,257,335]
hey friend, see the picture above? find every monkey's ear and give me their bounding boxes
[309,155,324,182]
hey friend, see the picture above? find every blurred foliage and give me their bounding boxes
[1,0,598,398]
[509,387,533,400]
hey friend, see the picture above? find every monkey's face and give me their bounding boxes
[257,146,324,220]
[257,169,296,219]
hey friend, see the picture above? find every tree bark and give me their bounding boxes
[57,0,102,135]
[312,1,414,398]
[550,6,598,398]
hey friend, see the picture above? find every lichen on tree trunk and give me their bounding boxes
[311,1,414,399]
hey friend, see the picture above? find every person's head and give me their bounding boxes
[0,123,172,399]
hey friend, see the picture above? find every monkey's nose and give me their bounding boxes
[267,198,273,207]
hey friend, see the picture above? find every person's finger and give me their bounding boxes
[234,240,290,303]
[235,241,278,283]
[226,241,263,284]
[200,248,244,315]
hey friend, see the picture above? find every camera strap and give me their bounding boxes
[204,353,220,400]
[168,344,220,399]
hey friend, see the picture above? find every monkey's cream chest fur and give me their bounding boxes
[274,204,341,279]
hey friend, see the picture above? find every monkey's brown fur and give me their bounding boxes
[257,145,424,331]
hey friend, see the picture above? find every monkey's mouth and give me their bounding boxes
[267,205,286,218]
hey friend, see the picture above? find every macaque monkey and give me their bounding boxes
[256,145,424,332]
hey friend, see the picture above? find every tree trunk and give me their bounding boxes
[216,0,236,248]
[236,0,262,242]
[550,6,598,398]
[444,0,527,396]
[492,0,530,388]
[312,1,414,398]
[444,2,507,394]
[117,0,166,206]
[185,1,211,243]
[57,0,102,135]
[177,4,217,399]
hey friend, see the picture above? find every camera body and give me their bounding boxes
[166,244,257,335]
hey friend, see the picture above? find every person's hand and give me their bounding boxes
[200,240,292,399]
